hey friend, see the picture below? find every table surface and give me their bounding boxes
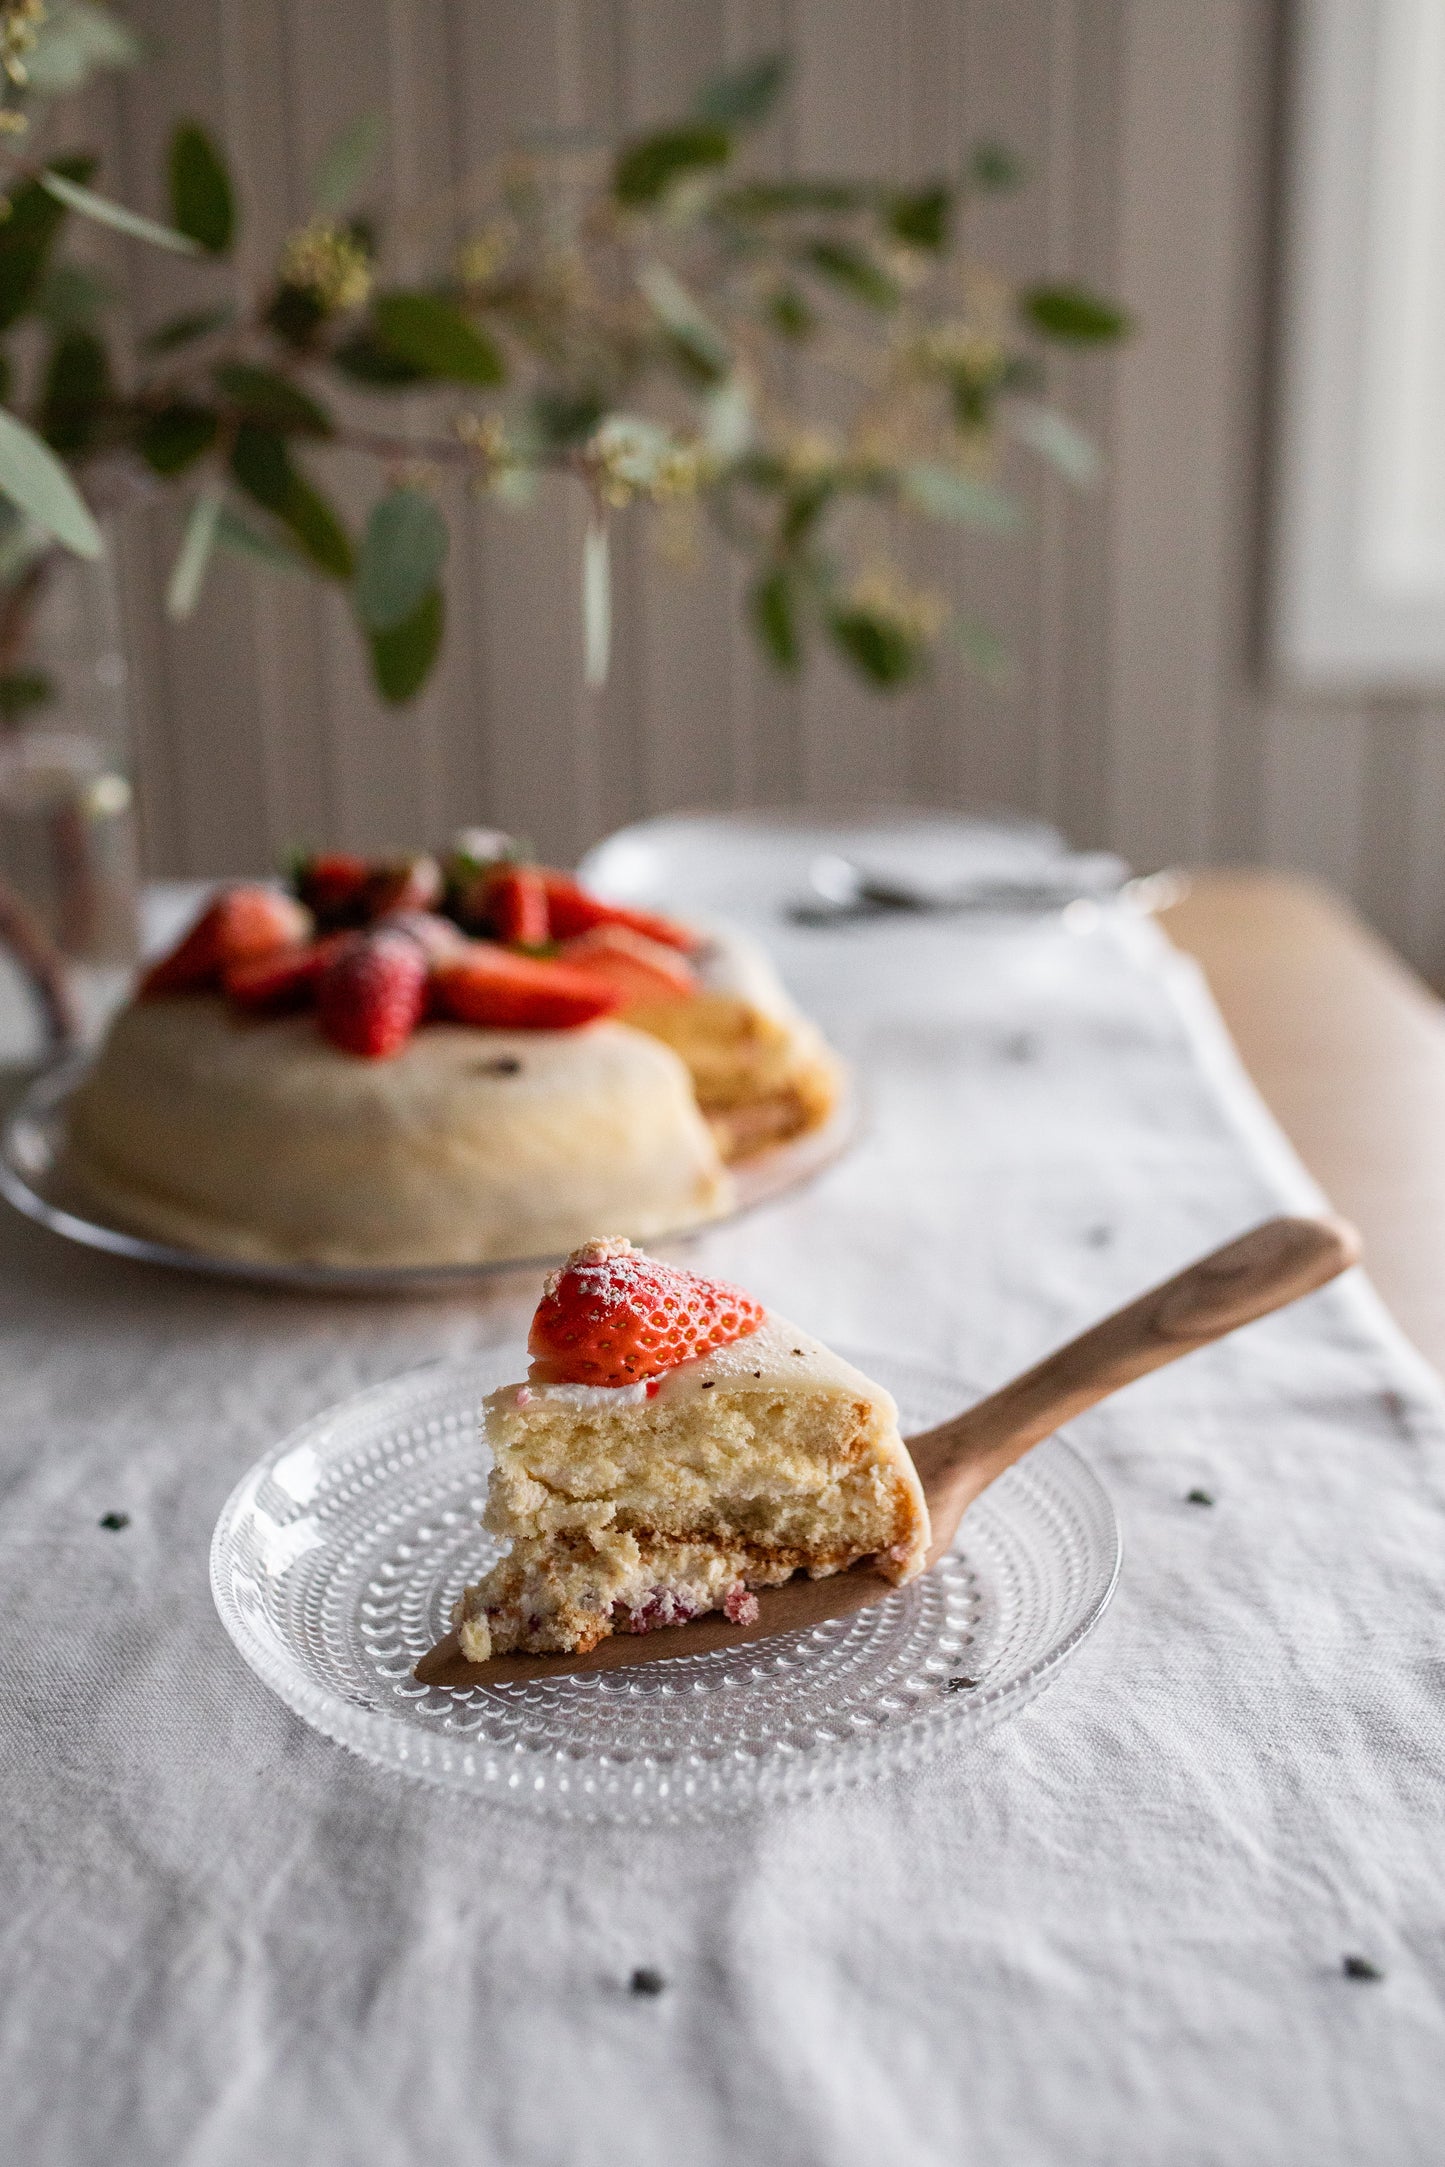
[1160,869,1445,1374]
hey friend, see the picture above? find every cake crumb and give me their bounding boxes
[629,1967,666,1997]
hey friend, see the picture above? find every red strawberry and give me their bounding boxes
[482,864,550,947]
[223,934,349,1014]
[140,886,311,997]
[293,851,372,928]
[558,924,697,1004]
[431,944,621,1031]
[538,871,696,952]
[316,929,428,1057]
[360,855,443,923]
[528,1237,765,1386]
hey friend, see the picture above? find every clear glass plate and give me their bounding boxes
[0,1056,856,1294]
[210,1346,1121,1821]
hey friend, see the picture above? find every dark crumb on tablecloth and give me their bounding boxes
[1185,1488,1215,1507]
[1342,1955,1384,1982]
[473,1056,523,1076]
[946,1675,979,1693]
[701,1380,714,1388]
[629,1967,666,1997]
[1084,1224,1113,1249]
[99,1512,130,1530]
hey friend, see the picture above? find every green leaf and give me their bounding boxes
[214,362,332,437]
[165,486,223,619]
[1007,402,1101,486]
[968,141,1026,193]
[693,52,789,130]
[0,406,101,557]
[312,111,386,215]
[41,170,200,255]
[638,262,730,384]
[0,156,95,332]
[36,260,114,332]
[531,388,606,449]
[140,303,236,355]
[332,329,425,387]
[764,285,815,340]
[801,239,898,310]
[826,605,923,688]
[25,1,141,95]
[168,123,236,255]
[371,291,506,386]
[213,502,303,573]
[139,404,218,476]
[369,585,443,704]
[614,125,731,207]
[1021,283,1131,343]
[355,488,449,634]
[718,179,865,217]
[0,668,55,721]
[901,462,1020,531]
[751,567,801,673]
[229,424,353,578]
[885,184,952,251]
[40,329,111,454]
[265,283,327,349]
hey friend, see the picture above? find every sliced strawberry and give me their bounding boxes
[140,886,311,998]
[223,934,349,1014]
[528,1237,765,1386]
[539,871,697,952]
[484,864,550,946]
[293,851,372,929]
[316,929,429,1058]
[431,944,622,1031]
[558,924,698,1004]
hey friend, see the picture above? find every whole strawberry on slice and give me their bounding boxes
[140,886,311,998]
[528,1237,765,1386]
[223,934,349,1014]
[316,929,428,1057]
[431,944,621,1031]
[538,870,697,952]
[558,924,698,1005]
[292,851,372,929]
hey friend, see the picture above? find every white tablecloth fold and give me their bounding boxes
[2,870,1442,2167]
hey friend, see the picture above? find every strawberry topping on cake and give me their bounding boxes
[527,1237,765,1386]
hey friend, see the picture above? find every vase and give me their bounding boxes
[0,541,140,1058]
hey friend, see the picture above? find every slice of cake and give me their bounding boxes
[454,1240,929,1658]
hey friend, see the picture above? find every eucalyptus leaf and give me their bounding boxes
[901,462,1020,531]
[141,303,236,354]
[0,504,52,582]
[693,52,789,131]
[614,126,731,207]
[312,111,386,215]
[826,605,922,687]
[41,170,200,255]
[718,179,865,217]
[702,373,754,459]
[213,502,303,572]
[168,123,236,255]
[370,585,443,704]
[229,425,353,578]
[372,292,506,386]
[1007,402,1102,486]
[885,184,951,251]
[0,406,102,557]
[139,404,218,476]
[1021,283,1131,343]
[801,239,898,311]
[582,516,611,689]
[638,262,730,383]
[40,328,111,454]
[214,362,332,437]
[24,0,141,96]
[36,260,114,331]
[751,567,801,673]
[0,157,95,331]
[165,487,223,619]
[333,329,424,387]
[355,488,449,633]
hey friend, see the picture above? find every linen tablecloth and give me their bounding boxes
[3,843,1443,2166]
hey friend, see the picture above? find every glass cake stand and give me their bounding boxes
[0,1054,857,1293]
[209,1344,1122,1822]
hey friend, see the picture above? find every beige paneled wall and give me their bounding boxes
[81,0,1445,982]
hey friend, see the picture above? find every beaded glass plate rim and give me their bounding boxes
[0,1053,857,1293]
[208,1349,1123,1819]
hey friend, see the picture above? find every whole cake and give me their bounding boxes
[455,1239,929,1658]
[64,845,841,1270]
